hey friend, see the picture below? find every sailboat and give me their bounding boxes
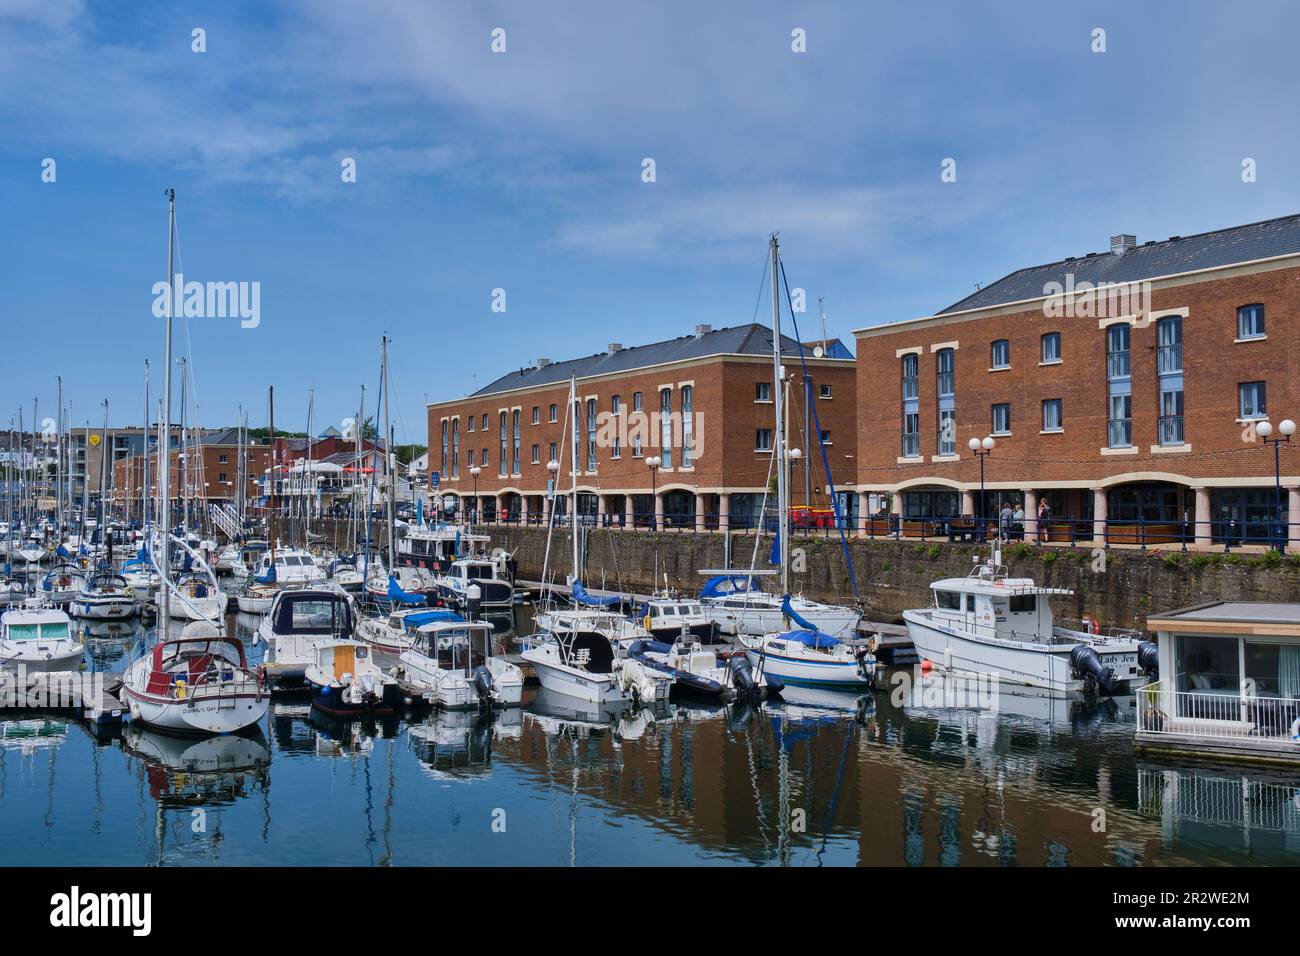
[736,236,875,689]
[520,375,671,707]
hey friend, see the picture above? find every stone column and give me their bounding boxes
[695,494,706,532]
[1194,487,1212,547]
[624,495,634,528]
[521,495,531,526]
[857,492,870,535]
[1289,487,1300,551]
[719,493,731,533]
[1092,488,1108,545]
[961,489,975,516]
[1023,489,1038,540]
[597,494,607,528]
[654,492,665,531]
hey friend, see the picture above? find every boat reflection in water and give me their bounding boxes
[406,707,522,779]
[122,723,271,805]
[1137,762,1300,862]
[0,716,69,754]
[79,618,140,670]
[526,687,669,742]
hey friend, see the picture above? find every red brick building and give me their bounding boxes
[852,215,1300,546]
[425,324,857,529]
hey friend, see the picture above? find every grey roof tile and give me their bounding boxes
[469,324,849,398]
[941,213,1300,314]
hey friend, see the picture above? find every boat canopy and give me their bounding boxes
[387,575,426,606]
[779,628,841,649]
[402,609,463,629]
[572,579,621,607]
[700,574,761,599]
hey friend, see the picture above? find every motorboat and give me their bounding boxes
[167,571,228,622]
[435,557,514,610]
[356,606,461,661]
[39,562,90,607]
[14,540,48,565]
[256,587,357,681]
[520,623,670,706]
[636,595,717,643]
[0,576,25,604]
[327,555,365,593]
[365,566,435,608]
[304,640,402,716]
[70,572,137,620]
[120,623,269,734]
[698,574,861,639]
[902,542,1144,694]
[395,525,488,573]
[629,631,782,701]
[248,546,326,586]
[0,604,83,675]
[396,619,524,710]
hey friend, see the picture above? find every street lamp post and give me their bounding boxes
[789,447,802,528]
[646,456,661,529]
[545,460,559,525]
[968,436,996,540]
[469,465,481,528]
[1255,418,1295,552]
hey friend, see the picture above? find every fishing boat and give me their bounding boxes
[39,562,89,607]
[435,557,514,610]
[256,587,357,682]
[522,624,669,706]
[70,572,136,620]
[304,640,402,716]
[120,623,269,734]
[0,604,83,674]
[397,619,524,710]
[902,541,1145,694]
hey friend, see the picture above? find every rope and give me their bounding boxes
[779,258,860,601]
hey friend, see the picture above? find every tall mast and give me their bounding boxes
[770,234,789,595]
[98,399,109,532]
[355,384,365,552]
[569,375,579,578]
[382,336,395,565]
[158,188,175,623]
[179,356,188,538]
[141,361,150,532]
[305,388,314,543]
[268,386,276,567]
[55,376,63,539]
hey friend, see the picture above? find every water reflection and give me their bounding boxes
[2,600,1300,865]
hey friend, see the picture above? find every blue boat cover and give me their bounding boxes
[55,545,71,558]
[402,609,464,629]
[387,575,426,605]
[254,563,277,585]
[699,574,757,599]
[768,532,780,566]
[781,593,820,632]
[572,579,621,607]
[779,628,841,649]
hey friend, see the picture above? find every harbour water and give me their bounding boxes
[2,603,1298,867]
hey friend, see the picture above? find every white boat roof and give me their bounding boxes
[930,576,1073,597]
[2,607,71,624]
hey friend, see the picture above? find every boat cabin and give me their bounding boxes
[411,621,495,673]
[925,564,1070,645]
[270,590,355,637]
[1139,602,1300,764]
[143,638,248,695]
[1,609,72,642]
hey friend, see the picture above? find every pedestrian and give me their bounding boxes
[1037,498,1050,542]
[1013,503,1025,540]
[999,502,1013,542]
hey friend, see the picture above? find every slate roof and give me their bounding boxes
[940,212,1300,315]
[468,324,850,399]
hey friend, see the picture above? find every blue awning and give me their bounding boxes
[572,579,622,607]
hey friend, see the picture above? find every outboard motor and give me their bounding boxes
[728,654,760,701]
[1137,641,1159,679]
[472,664,497,710]
[1069,644,1121,696]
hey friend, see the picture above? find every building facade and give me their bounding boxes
[853,215,1300,547]
[426,324,857,530]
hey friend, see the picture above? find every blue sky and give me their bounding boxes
[1,0,1297,444]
